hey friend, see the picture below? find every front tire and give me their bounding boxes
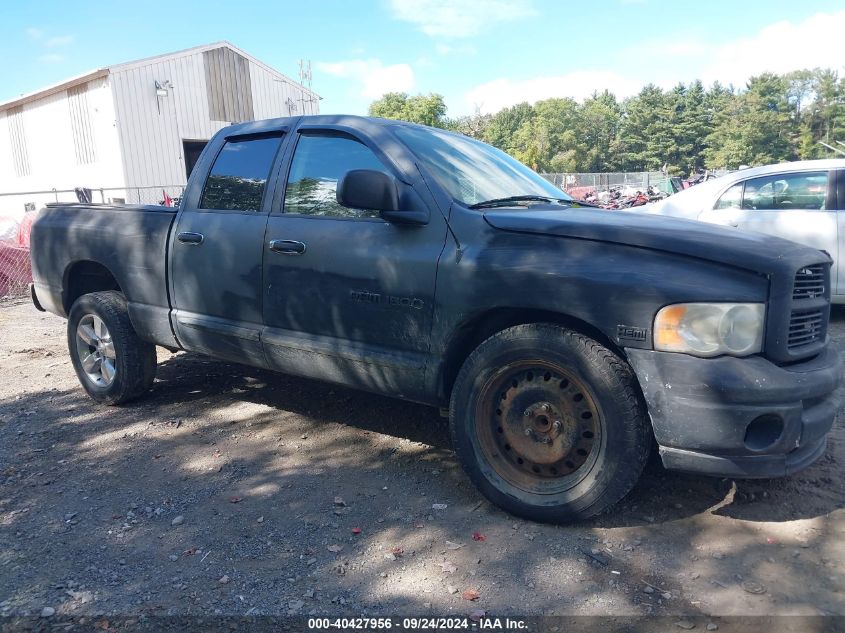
[449,324,650,522]
[67,291,157,405]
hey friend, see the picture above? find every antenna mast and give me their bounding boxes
[298,59,317,114]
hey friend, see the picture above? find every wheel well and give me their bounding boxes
[438,308,626,404]
[63,261,121,313]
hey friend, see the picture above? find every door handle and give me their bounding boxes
[177,231,204,245]
[269,239,306,255]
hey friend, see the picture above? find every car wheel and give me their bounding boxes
[67,291,157,405]
[450,323,650,522]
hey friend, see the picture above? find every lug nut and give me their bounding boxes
[542,403,551,412]
[524,410,530,417]
[553,420,562,432]
[524,428,532,436]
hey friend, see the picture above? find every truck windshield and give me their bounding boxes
[394,125,572,208]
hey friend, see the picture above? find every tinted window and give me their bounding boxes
[284,134,389,218]
[200,135,282,211]
[714,182,743,209]
[741,171,828,211]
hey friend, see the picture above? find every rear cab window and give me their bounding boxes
[200,135,283,211]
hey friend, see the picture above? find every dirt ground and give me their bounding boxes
[0,298,843,625]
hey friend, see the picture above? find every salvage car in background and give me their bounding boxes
[637,159,845,302]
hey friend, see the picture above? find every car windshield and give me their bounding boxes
[394,125,572,207]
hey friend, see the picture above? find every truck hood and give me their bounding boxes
[482,208,831,275]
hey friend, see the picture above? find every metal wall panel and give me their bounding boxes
[249,60,319,118]
[6,106,31,177]
[67,84,96,164]
[0,78,125,200]
[111,51,227,194]
[202,47,254,122]
[111,44,318,195]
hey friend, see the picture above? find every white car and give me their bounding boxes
[638,159,845,302]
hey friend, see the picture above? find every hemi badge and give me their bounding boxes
[617,325,647,342]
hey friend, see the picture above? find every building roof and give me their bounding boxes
[0,41,319,112]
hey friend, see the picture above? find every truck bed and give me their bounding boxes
[30,203,178,346]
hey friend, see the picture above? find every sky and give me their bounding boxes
[2,0,844,117]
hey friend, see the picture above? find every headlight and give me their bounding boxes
[654,303,765,357]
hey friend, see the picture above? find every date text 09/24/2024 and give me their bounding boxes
[307,617,528,629]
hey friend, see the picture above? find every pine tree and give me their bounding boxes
[677,81,710,174]
[620,84,669,171]
[577,91,622,172]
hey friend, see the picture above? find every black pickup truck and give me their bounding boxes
[30,115,842,522]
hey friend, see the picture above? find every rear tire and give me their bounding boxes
[67,291,157,405]
[449,323,650,522]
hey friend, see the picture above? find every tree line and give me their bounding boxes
[368,69,845,175]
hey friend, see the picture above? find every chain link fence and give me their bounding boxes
[0,184,186,209]
[0,185,185,301]
[541,170,731,200]
[0,243,31,301]
[541,172,671,198]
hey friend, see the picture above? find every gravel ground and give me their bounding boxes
[0,298,843,623]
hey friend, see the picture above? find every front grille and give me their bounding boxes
[766,261,830,363]
[788,308,825,350]
[793,264,825,299]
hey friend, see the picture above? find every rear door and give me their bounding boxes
[261,127,447,400]
[170,131,286,365]
[699,170,838,290]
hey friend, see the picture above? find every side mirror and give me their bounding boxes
[337,169,399,212]
[336,169,429,225]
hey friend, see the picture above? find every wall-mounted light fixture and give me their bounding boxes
[155,79,172,97]
[154,80,173,114]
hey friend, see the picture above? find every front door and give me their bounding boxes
[700,170,838,290]
[170,132,285,365]
[261,129,447,399]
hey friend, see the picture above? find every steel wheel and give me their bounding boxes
[74,313,117,387]
[475,360,602,494]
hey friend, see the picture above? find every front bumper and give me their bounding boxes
[626,346,842,478]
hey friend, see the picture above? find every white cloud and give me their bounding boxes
[25,26,74,64]
[435,42,476,56]
[624,10,845,89]
[699,11,845,86]
[38,53,64,63]
[464,71,642,114]
[316,59,415,99]
[388,0,536,38]
[464,10,845,116]
[44,34,74,47]
[25,27,73,46]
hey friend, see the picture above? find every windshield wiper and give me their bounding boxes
[468,195,572,209]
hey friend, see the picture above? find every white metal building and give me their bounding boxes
[0,41,320,212]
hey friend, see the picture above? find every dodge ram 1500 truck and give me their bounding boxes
[30,115,842,522]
